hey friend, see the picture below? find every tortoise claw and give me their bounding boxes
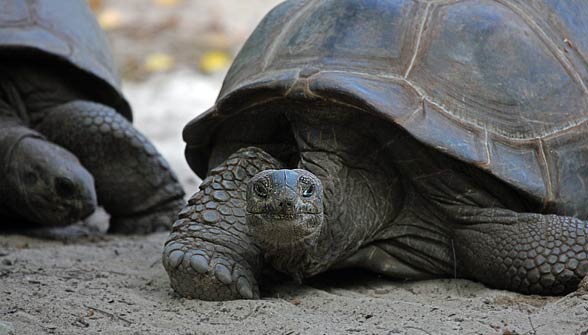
[237,276,254,299]
[214,264,232,284]
[190,254,209,274]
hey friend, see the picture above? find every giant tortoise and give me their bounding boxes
[163,0,588,300]
[0,0,185,233]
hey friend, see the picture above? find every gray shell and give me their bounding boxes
[185,0,588,218]
[0,0,131,119]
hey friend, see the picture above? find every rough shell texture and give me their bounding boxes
[0,0,131,119]
[185,0,588,218]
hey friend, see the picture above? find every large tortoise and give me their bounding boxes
[0,0,185,233]
[163,0,588,300]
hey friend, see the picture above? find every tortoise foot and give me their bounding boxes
[162,147,282,300]
[162,236,259,300]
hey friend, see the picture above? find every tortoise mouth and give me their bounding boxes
[246,212,324,249]
[256,213,306,221]
[246,212,322,225]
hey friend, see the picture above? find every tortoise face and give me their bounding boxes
[246,169,324,251]
[6,138,97,226]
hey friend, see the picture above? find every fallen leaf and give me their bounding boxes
[87,0,102,12]
[144,53,175,72]
[199,50,231,74]
[97,8,125,30]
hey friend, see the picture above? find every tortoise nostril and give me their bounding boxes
[55,177,77,199]
[279,200,294,210]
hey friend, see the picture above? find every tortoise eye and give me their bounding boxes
[253,182,269,198]
[302,184,315,198]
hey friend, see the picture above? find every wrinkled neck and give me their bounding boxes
[265,150,386,280]
[263,220,333,281]
[270,108,404,280]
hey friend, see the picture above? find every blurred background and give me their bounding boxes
[88,0,283,196]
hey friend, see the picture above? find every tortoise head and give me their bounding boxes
[246,169,324,252]
[5,137,97,226]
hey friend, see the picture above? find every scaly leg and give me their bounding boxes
[454,206,588,294]
[35,101,185,233]
[163,147,282,300]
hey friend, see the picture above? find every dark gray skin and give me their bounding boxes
[0,64,185,233]
[246,169,324,255]
[163,0,588,300]
[2,134,97,226]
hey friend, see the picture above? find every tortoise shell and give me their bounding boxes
[0,0,131,119]
[185,0,588,218]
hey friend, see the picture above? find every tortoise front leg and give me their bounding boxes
[163,147,283,300]
[35,101,185,233]
[453,206,588,294]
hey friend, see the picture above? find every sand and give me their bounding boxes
[1,70,588,335]
[1,230,587,335]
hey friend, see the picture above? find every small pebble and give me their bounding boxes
[577,276,588,292]
[0,321,15,335]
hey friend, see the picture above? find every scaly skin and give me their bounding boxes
[165,140,588,299]
[454,207,588,295]
[36,101,185,233]
[163,147,282,300]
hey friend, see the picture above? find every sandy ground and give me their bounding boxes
[1,230,588,335]
[1,69,588,335]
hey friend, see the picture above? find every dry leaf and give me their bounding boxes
[144,53,175,72]
[199,50,231,74]
[87,0,102,12]
[97,8,125,30]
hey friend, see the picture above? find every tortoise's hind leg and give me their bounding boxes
[35,101,185,234]
[163,147,283,300]
[453,206,588,294]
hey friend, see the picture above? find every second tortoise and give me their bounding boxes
[0,0,185,233]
